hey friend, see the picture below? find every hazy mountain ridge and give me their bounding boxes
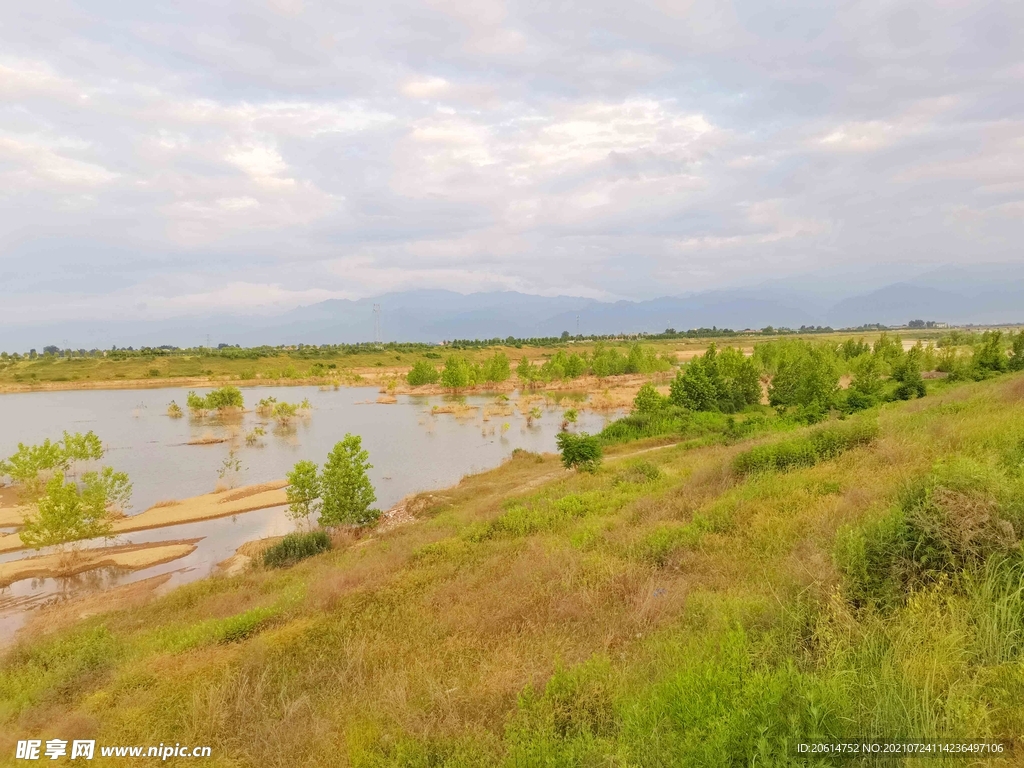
[3,270,1024,349]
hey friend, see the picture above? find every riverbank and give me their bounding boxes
[4,374,1022,761]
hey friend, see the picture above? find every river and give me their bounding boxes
[0,384,616,639]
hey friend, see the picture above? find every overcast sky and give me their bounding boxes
[1,0,1022,325]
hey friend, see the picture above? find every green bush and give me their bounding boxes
[734,419,878,476]
[836,458,1023,608]
[262,530,332,568]
[632,383,665,413]
[186,386,244,411]
[407,359,440,386]
[556,432,602,472]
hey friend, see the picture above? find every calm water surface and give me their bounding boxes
[0,385,615,638]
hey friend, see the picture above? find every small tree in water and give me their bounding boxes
[20,470,131,549]
[319,434,380,527]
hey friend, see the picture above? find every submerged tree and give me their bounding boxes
[19,470,130,549]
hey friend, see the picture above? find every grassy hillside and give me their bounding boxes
[3,374,1024,766]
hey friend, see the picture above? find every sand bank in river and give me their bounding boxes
[0,540,200,587]
[0,480,289,554]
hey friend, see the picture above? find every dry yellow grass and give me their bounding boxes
[3,374,1024,765]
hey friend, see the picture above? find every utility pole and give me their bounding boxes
[373,304,382,347]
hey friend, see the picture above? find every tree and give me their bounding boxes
[20,472,123,549]
[286,460,321,527]
[1010,331,1024,372]
[319,435,380,527]
[516,356,537,383]
[482,352,511,383]
[0,431,105,496]
[555,432,602,472]
[974,331,1008,374]
[441,355,472,389]
[82,467,132,514]
[769,347,839,419]
[407,360,440,386]
[891,349,926,400]
[633,383,665,413]
[670,360,718,411]
[846,354,885,411]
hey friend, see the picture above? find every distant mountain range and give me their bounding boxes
[4,265,1024,349]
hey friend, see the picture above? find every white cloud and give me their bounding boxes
[0,0,1022,323]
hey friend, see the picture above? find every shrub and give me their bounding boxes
[836,458,1022,608]
[482,352,511,383]
[187,386,244,411]
[632,383,665,413]
[441,355,473,389]
[734,419,878,476]
[407,359,440,386]
[166,401,183,418]
[556,432,602,472]
[262,531,331,568]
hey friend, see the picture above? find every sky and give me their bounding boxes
[1,0,1022,327]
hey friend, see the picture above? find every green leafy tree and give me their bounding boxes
[973,330,1008,374]
[714,347,762,411]
[286,460,321,527]
[516,356,537,383]
[891,348,927,400]
[872,333,904,364]
[319,435,380,527]
[187,386,244,411]
[0,431,105,496]
[670,360,718,411]
[591,345,627,377]
[1010,331,1024,372]
[566,353,588,378]
[482,352,511,383]
[20,472,121,549]
[846,354,885,411]
[60,431,103,468]
[81,467,133,513]
[441,355,472,389]
[555,432,602,472]
[769,347,839,419]
[407,359,441,386]
[633,383,665,413]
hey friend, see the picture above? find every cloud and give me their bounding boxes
[0,0,1022,330]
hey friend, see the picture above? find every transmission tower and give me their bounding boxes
[373,304,382,347]
[576,314,580,337]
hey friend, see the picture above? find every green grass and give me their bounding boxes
[262,530,332,568]
[2,374,1024,765]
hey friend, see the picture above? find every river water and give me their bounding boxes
[0,385,615,639]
